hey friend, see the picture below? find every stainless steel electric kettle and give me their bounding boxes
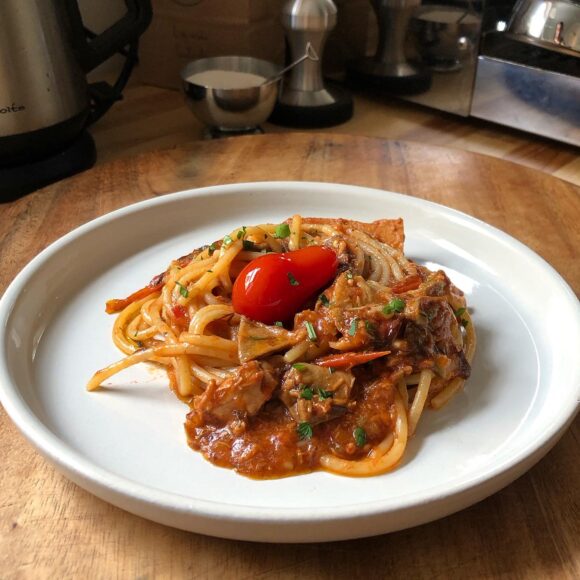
[0,0,152,170]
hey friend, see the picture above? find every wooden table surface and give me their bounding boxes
[91,84,580,187]
[1,133,579,579]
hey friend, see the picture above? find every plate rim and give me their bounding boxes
[1,181,579,538]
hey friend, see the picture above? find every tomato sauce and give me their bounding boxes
[185,378,396,478]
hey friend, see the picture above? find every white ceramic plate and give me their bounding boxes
[1,182,578,543]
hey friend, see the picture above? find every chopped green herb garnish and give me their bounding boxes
[346,271,354,280]
[305,321,317,341]
[236,226,247,239]
[208,242,217,256]
[242,240,258,251]
[223,234,233,246]
[292,363,307,371]
[207,270,213,273]
[317,387,332,399]
[175,281,189,298]
[454,307,469,327]
[275,321,284,327]
[354,427,367,448]
[300,387,314,400]
[287,272,300,286]
[275,223,291,239]
[348,318,359,336]
[297,422,313,440]
[383,297,405,315]
[319,293,330,307]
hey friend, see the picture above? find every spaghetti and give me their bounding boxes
[88,217,476,478]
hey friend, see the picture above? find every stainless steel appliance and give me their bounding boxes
[351,0,431,94]
[271,0,353,127]
[365,0,580,147]
[0,0,152,197]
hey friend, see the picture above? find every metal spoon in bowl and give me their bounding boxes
[261,42,320,86]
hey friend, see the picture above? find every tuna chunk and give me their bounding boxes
[279,363,355,425]
[192,361,277,424]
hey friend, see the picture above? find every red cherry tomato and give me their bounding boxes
[232,246,338,324]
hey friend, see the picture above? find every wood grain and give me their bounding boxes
[1,134,579,579]
[91,84,580,187]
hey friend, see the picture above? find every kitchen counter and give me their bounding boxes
[91,83,580,186]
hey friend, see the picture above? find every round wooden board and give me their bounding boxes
[1,133,578,578]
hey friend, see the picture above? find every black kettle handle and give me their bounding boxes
[64,0,152,73]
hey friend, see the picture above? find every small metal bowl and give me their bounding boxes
[181,56,281,133]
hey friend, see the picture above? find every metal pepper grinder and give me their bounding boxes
[270,0,353,127]
[350,0,430,95]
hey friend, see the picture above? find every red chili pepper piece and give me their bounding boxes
[315,351,390,368]
[391,275,422,294]
[105,281,163,314]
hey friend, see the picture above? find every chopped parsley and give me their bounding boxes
[454,307,466,317]
[348,318,359,336]
[175,281,189,298]
[287,272,300,286]
[223,234,233,246]
[383,297,405,315]
[305,321,317,341]
[275,223,291,239]
[319,293,330,307]
[460,318,470,328]
[346,271,354,280]
[354,427,367,448]
[236,226,247,239]
[317,387,332,399]
[300,386,314,400]
[208,242,217,256]
[297,422,313,440]
[275,321,284,327]
[292,363,307,371]
[365,320,376,336]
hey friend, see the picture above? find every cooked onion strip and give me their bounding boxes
[431,311,476,410]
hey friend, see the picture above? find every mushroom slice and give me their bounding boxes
[238,316,297,363]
